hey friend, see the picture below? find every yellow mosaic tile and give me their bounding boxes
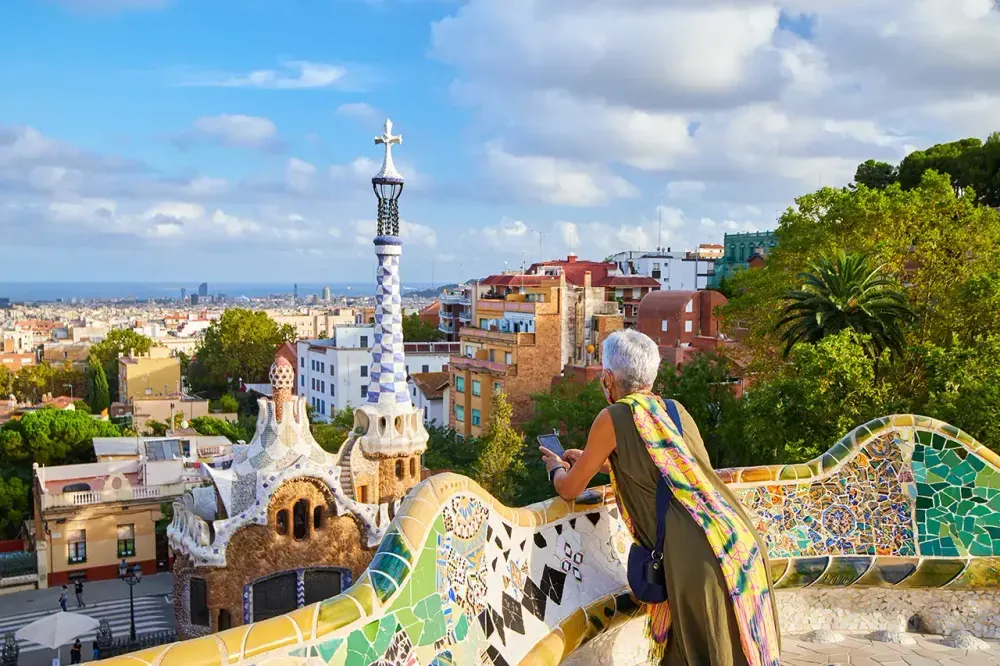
[397,515,428,551]
[517,630,566,666]
[558,608,588,655]
[214,625,252,663]
[315,593,363,636]
[739,466,777,484]
[242,616,300,658]
[976,446,1000,469]
[427,472,468,501]
[156,635,226,666]
[285,604,317,641]
[397,489,441,527]
[344,577,379,615]
[891,415,915,428]
[541,499,570,523]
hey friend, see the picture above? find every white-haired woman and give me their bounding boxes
[539,329,780,666]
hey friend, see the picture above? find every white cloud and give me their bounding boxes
[352,219,437,248]
[286,158,317,193]
[485,142,638,206]
[179,61,348,90]
[665,181,706,201]
[337,102,381,122]
[178,114,280,150]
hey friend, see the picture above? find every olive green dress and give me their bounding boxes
[607,401,779,666]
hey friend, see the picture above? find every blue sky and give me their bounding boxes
[2,0,999,283]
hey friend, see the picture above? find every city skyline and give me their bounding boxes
[2,1,999,282]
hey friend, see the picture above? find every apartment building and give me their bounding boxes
[408,372,450,426]
[32,435,230,586]
[608,247,720,293]
[438,286,473,340]
[295,326,458,421]
[450,266,622,438]
[0,352,35,372]
[270,309,358,340]
[118,347,182,402]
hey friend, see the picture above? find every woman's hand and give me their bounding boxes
[539,446,568,474]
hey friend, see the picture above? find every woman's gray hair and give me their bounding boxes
[601,329,661,394]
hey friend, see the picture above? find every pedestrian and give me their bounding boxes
[70,639,82,665]
[75,579,85,608]
[92,640,100,661]
[59,585,68,612]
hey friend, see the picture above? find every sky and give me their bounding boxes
[2,0,1000,284]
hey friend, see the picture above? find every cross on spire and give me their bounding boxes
[373,119,403,182]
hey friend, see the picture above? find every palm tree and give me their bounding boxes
[775,252,913,359]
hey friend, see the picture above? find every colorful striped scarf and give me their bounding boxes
[609,394,781,666]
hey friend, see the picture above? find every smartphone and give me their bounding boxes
[537,432,565,458]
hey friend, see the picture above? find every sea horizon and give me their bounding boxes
[0,281,444,302]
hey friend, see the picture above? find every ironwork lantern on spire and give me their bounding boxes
[372,118,404,237]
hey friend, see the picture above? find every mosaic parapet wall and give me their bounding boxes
[720,414,1000,590]
[102,415,1000,666]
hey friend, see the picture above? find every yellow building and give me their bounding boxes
[118,347,182,402]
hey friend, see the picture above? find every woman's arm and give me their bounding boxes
[551,408,617,500]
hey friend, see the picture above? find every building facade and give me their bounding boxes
[119,347,182,402]
[296,331,457,420]
[607,248,717,293]
[437,286,473,340]
[449,265,622,438]
[408,372,449,426]
[708,231,778,287]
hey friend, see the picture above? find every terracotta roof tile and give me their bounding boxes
[410,372,450,400]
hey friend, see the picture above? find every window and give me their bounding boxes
[360,365,368,377]
[479,318,488,329]
[685,320,693,333]
[330,365,335,376]
[359,486,369,503]
[471,409,481,426]
[456,377,465,393]
[494,382,502,393]
[632,288,641,299]
[313,506,324,531]
[361,386,368,398]
[276,509,289,536]
[293,499,308,540]
[303,569,345,606]
[301,376,305,388]
[685,299,693,313]
[360,335,369,348]
[661,320,669,332]
[505,352,512,365]
[330,384,335,397]
[488,349,495,362]
[395,460,404,479]
[218,609,232,631]
[465,345,473,358]
[472,380,481,397]
[421,364,429,373]
[456,405,465,422]
[652,262,660,271]
[412,387,416,397]
[300,358,305,368]
[117,524,135,557]
[67,529,86,564]
[321,362,325,373]
[410,458,416,476]
[190,578,209,627]
[251,572,297,623]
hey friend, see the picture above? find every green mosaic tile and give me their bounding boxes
[347,626,378,665]
[372,617,399,654]
[813,556,872,586]
[369,570,398,603]
[376,531,413,564]
[855,558,917,586]
[316,637,344,663]
[413,592,447,646]
[896,559,965,588]
[454,614,469,642]
[775,557,828,588]
[288,647,308,658]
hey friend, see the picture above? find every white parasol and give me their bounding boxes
[16,611,100,656]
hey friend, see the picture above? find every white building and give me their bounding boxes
[607,249,716,291]
[408,372,450,426]
[296,326,459,422]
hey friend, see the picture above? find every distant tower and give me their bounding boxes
[293,283,298,304]
[198,282,208,297]
[180,287,187,302]
[337,118,429,505]
[322,286,331,303]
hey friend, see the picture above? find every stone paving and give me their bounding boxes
[782,633,1000,666]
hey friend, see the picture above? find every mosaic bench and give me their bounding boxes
[102,414,1000,666]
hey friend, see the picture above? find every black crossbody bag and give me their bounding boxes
[626,399,682,604]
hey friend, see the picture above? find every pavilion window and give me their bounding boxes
[293,500,308,540]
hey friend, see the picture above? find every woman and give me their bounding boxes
[540,330,780,666]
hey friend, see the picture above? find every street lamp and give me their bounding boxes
[118,559,142,641]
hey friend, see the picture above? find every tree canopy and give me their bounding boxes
[86,356,111,415]
[194,309,296,389]
[401,313,445,342]
[473,391,526,506]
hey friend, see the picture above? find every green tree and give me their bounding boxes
[196,309,296,388]
[473,391,526,505]
[853,159,898,190]
[775,252,912,360]
[401,313,445,342]
[423,424,479,477]
[0,408,122,467]
[12,363,55,403]
[654,352,746,468]
[741,330,890,465]
[897,138,982,194]
[145,420,168,437]
[311,423,349,454]
[0,477,30,540]
[189,416,254,443]
[218,393,239,414]
[86,356,111,414]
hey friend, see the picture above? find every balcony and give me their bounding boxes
[458,327,535,345]
[440,293,471,306]
[449,355,516,376]
[40,481,190,511]
[476,299,539,314]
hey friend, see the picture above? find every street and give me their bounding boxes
[0,574,176,666]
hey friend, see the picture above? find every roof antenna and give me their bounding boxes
[657,207,662,252]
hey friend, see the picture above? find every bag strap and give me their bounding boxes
[653,400,683,558]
